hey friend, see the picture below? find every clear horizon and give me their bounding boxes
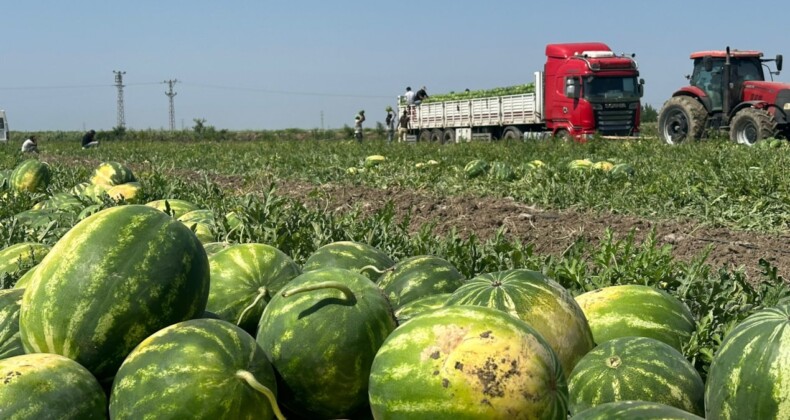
[2,1,787,131]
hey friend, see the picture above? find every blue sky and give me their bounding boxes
[1,1,787,131]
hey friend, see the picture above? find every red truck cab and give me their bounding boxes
[544,42,643,139]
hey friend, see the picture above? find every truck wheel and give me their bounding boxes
[430,129,444,143]
[418,130,431,143]
[554,129,571,142]
[730,108,779,146]
[502,127,523,142]
[442,129,456,144]
[657,96,707,144]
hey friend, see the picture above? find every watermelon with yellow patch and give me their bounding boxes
[369,305,568,419]
[10,159,51,192]
[90,161,136,188]
[107,182,142,203]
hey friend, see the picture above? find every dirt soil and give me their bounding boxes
[277,180,790,281]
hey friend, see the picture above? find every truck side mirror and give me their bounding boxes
[565,77,580,99]
[703,56,713,72]
[638,79,645,97]
[777,54,783,72]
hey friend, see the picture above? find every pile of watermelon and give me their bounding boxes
[2,159,790,419]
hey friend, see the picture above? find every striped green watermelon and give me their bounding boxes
[107,182,142,204]
[393,292,452,324]
[571,401,703,420]
[464,159,489,178]
[12,265,36,289]
[0,353,107,419]
[13,208,75,229]
[446,269,594,378]
[33,192,85,213]
[610,163,635,177]
[705,302,790,419]
[369,305,568,419]
[206,243,301,333]
[178,209,217,243]
[110,319,283,420]
[365,155,386,167]
[70,182,108,203]
[19,205,210,383]
[568,336,704,416]
[575,285,695,351]
[11,159,51,192]
[0,289,24,360]
[376,255,465,309]
[256,267,396,418]
[302,241,395,280]
[0,242,51,279]
[89,161,136,188]
[145,198,201,219]
[490,161,516,181]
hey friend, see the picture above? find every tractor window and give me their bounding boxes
[691,58,724,110]
[733,59,763,82]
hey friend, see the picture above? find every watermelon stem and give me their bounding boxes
[236,287,269,325]
[360,265,386,275]
[235,370,286,420]
[281,281,356,302]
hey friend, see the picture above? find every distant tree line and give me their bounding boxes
[641,104,658,123]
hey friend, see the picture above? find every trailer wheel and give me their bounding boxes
[657,96,707,145]
[502,126,523,142]
[730,108,779,146]
[418,130,431,143]
[442,129,456,144]
[430,129,444,143]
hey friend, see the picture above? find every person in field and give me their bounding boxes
[354,110,365,142]
[385,106,396,143]
[82,129,99,149]
[397,109,410,143]
[21,135,39,153]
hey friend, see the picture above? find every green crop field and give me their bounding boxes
[1,129,789,418]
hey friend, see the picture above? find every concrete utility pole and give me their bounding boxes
[164,79,178,131]
[113,70,126,128]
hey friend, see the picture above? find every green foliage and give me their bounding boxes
[423,83,536,103]
[641,103,658,123]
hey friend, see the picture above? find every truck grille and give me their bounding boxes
[595,108,636,135]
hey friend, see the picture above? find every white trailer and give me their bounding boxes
[398,72,546,143]
[0,110,8,143]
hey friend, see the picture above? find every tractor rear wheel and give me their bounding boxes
[658,96,707,144]
[730,108,779,146]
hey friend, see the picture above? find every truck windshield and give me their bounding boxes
[583,76,640,101]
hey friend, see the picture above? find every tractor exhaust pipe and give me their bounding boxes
[723,46,731,124]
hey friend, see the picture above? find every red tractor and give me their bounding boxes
[658,47,788,145]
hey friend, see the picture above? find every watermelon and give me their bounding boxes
[107,182,142,204]
[490,161,516,181]
[206,243,301,334]
[145,198,201,219]
[178,209,217,243]
[393,292,452,324]
[376,255,465,309]
[302,240,395,280]
[33,192,85,213]
[89,161,136,188]
[365,155,386,167]
[568,336,704,416]
[11,159,51,192]
[446,269,594,378]
[369,305,568,419]
[568,159,594,170]
[571,401,704,420]
[464,159,489,178]
[71,182,108,202]
[575,284,695,350]
[13,208,75,229]
[705,302,790,419]
[256,267,396,418]
[12,265,37,289]
[0,242,51,279]
[19,205,210,383]
[0,289,24,360]
[110,319,283,420]
[0,353,107,419]
[610,163,635,177]
[592,161,614,172]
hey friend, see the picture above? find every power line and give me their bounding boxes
[179,82,391,98]
[0,82,162,90]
